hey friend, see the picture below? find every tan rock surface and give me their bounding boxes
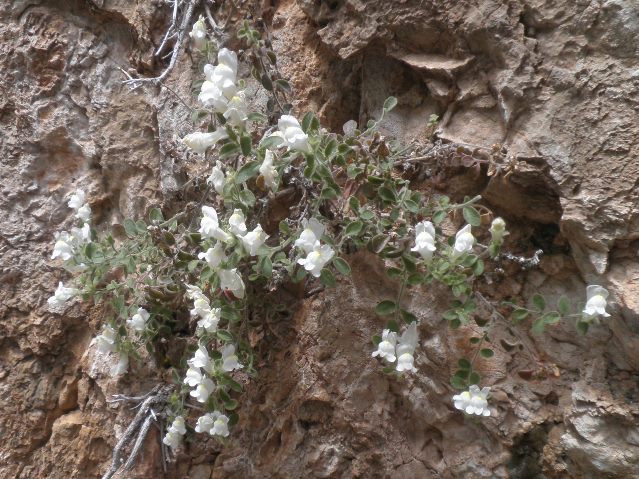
[1,0,638,478]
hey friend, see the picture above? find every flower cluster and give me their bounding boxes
[195,410,230,437]
[186,284,221,333]
[453,385,491,416]
[372,322,419,373]
[163,416,187,450]
[294,218,334,278]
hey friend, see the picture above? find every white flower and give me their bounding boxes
[259,150,278,190]
[395,321,419,373]
[189,345,213,373]
[453,385,491,416]
[199,48,238,108]
[411,221,436,259]
[489,217,508,245]
[190,296,211,318]
[199,206,232,242]
[76,204,92,223]
[185,365,204,388]
[110,354,129,377]
[241,224,268,255]
[273,115,310,153]
[72,223,91,243]
[223,92,248,126]
[127,307,150,332]
[189,15,208,50]
[51,231,76,261]
[198,308,221,333]
[185,284,206,301]
[453,224,475,257]
[228,208,247,236]
[221,344,243,371]
[371,329,398,362]
[207,161,226,194]
[163,429,181,449]
[190,376,216,403]
[211,413,230,437]
[67,190,86,210]
[198,243,227,269]
[96,325,117,353]
[195,413,215,434]
[182,128,228,154]
[343,119,358,136]
[219,268,245,299]
[163,416,187,449]
[583,285,610,318]
[47,281,78,309]
[297,243,334,278]
[294,218,325,254]
[171,416,187,435]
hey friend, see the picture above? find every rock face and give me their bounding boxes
[1,0,638,478]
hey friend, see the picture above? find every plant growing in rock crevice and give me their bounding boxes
[46,8,613,473]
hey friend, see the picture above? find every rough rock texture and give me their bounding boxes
[1,0,638,478]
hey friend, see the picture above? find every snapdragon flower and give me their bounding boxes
[190,376,216,403]
[199,206,232,243]
[241,224,268,255]
[259,150,278,190]
[453,385,491,416]
[228,209,247,236]
[207,161,226,194]
[273,115,310,153]
[221,344,243,371]
[110,354,129,377]
[395,321,419,373]
[96,325,117,353]
[195,411,230,437]
[185,364,204,388]
[294,218,325,254]
[76,204,91,223]
[47,282,78,309]
[199,48,238,109]
[198,243,227,269]
[198,308,221,333]
[189,15,208,50]
[583,285,610,318]
[411,221,436,259]
[51,232,76,261]
[189,345,214,373]
[489,217,508,245]
[223,92,248,127]
[68,189,91,222]
[163,416,187,449]
[127,307,149,332]
[297,243,334,278]
[195,413,215,434]
[371,329,398,362]
[182,128,228,154]
[452,224,475,257]
[219,268,245,299]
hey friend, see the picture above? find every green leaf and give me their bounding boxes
[279,220,290,235]
[239,189,256,207]
[403,199,419,213]
[261,73,273,91]
[333,257,351,276]
[512,308,529,323]
[301,112,315,133]
[378,186,396,202]
[344,221,363,237]
[400,310,417,323]
[187,260,199,272]
[123,219,138,237]
[224,399,239,411]
[84,242,97,259]
[462,206,481,227]
[457,358,471,370]
[236,160,260,184]
[274,79,292,92]
[247,112,267,122]
[320,269,336,288]
[432,210,447,225]
[480,348,494,358]
[320,186,338,200]
[576,319,589,335]
[228,412,239,427]
[469,372,481,385]
[469,337,482,344]
[324,139,338,158]
[216,330,233,341]
[451,375,467,390]
[219,142,240,159]
[532,294,546,312]
[149,208,164,223]
[375,300,396,316]
[473,259,485,276]
[348,196,360,213]
[369,234,390,254]
[261,135,284,149]
[240,134,252,156]
[557,296,570,315]
[260,256,273,278]
[386,319,400,333]
[383,96,398,112]
[542,311,561,325]
[531,318,546,335]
